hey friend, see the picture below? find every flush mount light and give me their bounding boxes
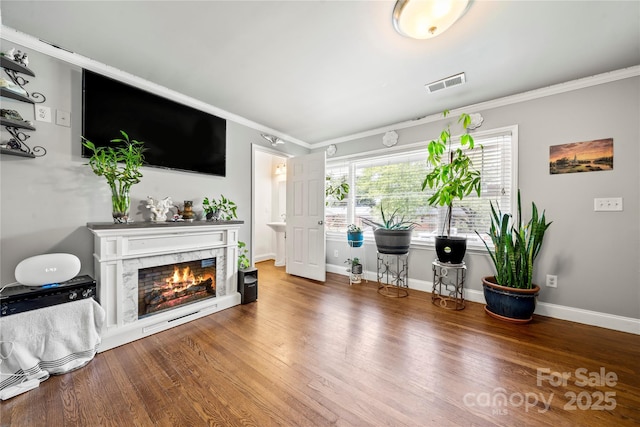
[261,134,285,146]
[393,0,471,40]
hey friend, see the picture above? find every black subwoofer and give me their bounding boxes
[238,268,258,304]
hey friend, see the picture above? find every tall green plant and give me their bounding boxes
[422,110,482,236]
[82,130,146,222]
[477,191,552,289]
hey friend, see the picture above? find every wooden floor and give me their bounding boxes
[2,260,639,426]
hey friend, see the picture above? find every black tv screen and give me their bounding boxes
[82,69,226,176]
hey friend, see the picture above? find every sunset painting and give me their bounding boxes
[549,138,613,174]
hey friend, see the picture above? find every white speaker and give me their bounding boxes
[14,253,81,286]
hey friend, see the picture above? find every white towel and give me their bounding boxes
[0,298,105,391]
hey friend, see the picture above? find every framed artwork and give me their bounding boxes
[549,138,613,174]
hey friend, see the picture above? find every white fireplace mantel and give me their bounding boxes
[87,221,243,351]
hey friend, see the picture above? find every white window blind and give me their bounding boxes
[326,127,515,248]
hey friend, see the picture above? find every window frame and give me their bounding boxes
[325,124,519,250]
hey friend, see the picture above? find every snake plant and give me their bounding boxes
[477,191,552,289]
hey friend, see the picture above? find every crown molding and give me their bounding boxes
[1,25,312,150]
[317,65,640,148]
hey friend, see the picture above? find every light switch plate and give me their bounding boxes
[594,197,623,211]
[35,105,52,123]
[56,110,71,127]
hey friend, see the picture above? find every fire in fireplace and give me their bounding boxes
[138,258,216,318]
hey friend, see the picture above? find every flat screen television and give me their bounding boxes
[82,69,226,176]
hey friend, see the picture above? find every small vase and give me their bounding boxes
[111,186,131,223]
[182,201,195,221]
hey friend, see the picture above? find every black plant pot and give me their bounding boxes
[482,276,540,323]
[351,263,363,274]
[434,236,467,264]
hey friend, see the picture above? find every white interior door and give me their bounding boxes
[285,151,326,281]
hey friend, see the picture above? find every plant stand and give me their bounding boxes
[376,252,408,298]
[431,260,466,310]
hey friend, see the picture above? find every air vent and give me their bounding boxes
[425,72,466,93]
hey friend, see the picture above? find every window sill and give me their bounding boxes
[326,231,492,254]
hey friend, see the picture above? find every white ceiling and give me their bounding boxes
[2,1,639,147]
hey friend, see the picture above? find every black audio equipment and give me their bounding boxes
[238,268,257,304]
[0,275,97,317]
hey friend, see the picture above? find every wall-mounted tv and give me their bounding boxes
[82,69,226,176]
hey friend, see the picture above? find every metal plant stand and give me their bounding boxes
[432,260,466,310]
[377,252,409,298]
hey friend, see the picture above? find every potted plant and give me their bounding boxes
[238,240,250,270]
[347,224,363,247]
[345,257,363,283]
[203,194,238,221]
[362,205,417,254]
[422,110,482,264]
[476,191,552,323]
[325,175,349,206]
[82,130,145,223]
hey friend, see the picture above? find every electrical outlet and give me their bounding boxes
[333,250,339,258]
[35,105,52,123]
[594,197,623,212]
[546,274,557,288]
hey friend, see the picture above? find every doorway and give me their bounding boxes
[251,145,288,264]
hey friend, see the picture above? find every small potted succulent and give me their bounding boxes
[203,194,238,221]
[347,224,363,247]
[345,257,363,283]
[362,205,417,255]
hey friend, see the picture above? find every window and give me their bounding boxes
[326,126,517,248]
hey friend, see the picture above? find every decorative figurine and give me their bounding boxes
[146,196,173,222]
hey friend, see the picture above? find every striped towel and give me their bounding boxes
[0,298,105,391]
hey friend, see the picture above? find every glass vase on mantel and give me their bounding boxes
[110,185,131,223]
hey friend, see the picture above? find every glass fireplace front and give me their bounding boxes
[138,258,216,319]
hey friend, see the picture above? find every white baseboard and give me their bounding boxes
[326,264,640,335]
[254,253,275,263]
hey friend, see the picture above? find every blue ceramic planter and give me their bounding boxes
[347,231,364,247]
[482,277,540,323]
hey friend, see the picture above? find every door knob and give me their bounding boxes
[318,220,324,225]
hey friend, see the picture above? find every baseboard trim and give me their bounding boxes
[254,254,275,263]
[326,264,639,335]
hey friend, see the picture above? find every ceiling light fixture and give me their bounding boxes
[392,0,471,40]
[261,134,285,147]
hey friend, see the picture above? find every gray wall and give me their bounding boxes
[0,40,305,285]
[324,76,640,319]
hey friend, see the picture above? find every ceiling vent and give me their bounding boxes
[425,72,466,93]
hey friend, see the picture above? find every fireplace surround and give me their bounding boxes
[87,221,243,351]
